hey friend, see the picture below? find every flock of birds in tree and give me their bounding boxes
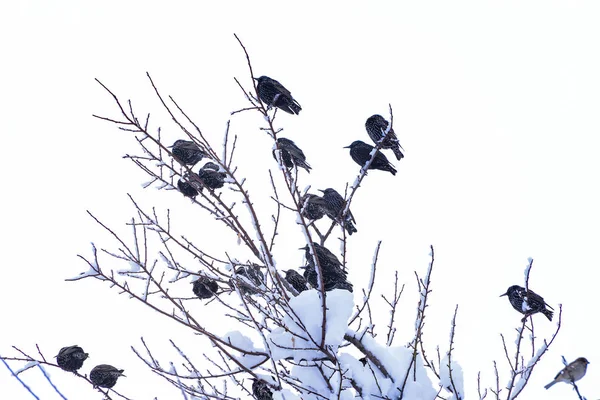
[54,345,125,389]
[173,75,406,305]
[168,76,588,398]
[46,76,588,399]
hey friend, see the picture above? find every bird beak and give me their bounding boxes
[318,189,324,193]
[499,292,508,297]
[253,77,258,81]
[343,145,351,149]
[299,245,309,250]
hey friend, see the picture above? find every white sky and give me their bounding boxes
[1,1,599,399]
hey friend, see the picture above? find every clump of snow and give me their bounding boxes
[273,388,301,400]
[521,297,532,312]
[440,354,464,399]
[268,289,353,361]
[14,361,40,375]
[343,331,437,399]
[291,365,329,396]
[221,331,266,369]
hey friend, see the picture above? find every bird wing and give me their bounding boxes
[271,79,293,97]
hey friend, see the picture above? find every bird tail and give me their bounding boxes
[387,164,398,176]
[392,146,405,161]
[544,380,557,390]
[297,160,312,172]
[344,220,358,236]
[287,101,302,115]
[542,308,553,321]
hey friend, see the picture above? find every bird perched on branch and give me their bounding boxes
[197,162,226,189]
[192,276,219,299]
[365,114,404,161]
[284,269,308,293]
[177,174,201,198]
[251,378,274,400]
[56,345,88,372]
[500,285,554,322]
[319,188,357,235]
[544,357,590,389]
[90,364,125,389]
[255,76,302,115]
[273,138,311,173]
[301,243,352,292]
[300,193,327,221]
[302,243,344,271]
[230,265,265,295]
[345,140,397,175]
[170,140,206,166]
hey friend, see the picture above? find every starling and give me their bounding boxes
[284,269,308,293]
[56,345,88,372]
[301,264,353,293]
[300,193,327,221]
[301,243,352,292]
[319,188,357,235]
[90,364,125,389]
[170,140,206,166]
[177,175,201,198]
[197,162,226,189]
[273,138,311,173]
[230,265,265,295]
[500,285,554,322]
[251,378,274,400]
[302,242,344,271]
[255,76,302,115]
[192,276,219,299]
[344,141,397,175]
[365,114,404,161]
[545,357,590,389]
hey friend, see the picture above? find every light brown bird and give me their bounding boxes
[544,357,590,389]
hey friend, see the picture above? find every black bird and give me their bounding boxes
[251,378,274,400]
[345,141,397,175]
[255,76,302,115]
[302,243,345,271]
[192,276,219,299]
[301,264,353,293]
[300,194,327,221]
[273,138,311,173]
[177,175,201,198]
[500,285,554,322]
[301,243,352,292]
[90,364,125,389]
[319,188,357,235]
[365,114,404,161]
[170,140,206,166]
[230,265,265,295]
[56,345,88,372]
[284,269,308,293]
[198,162,226,189]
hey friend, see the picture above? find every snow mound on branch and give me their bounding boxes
[342,332,437,399]
[273,389,301,400]
[440,355,464,399]
[268,289,353,361]
[221,331,265,369]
